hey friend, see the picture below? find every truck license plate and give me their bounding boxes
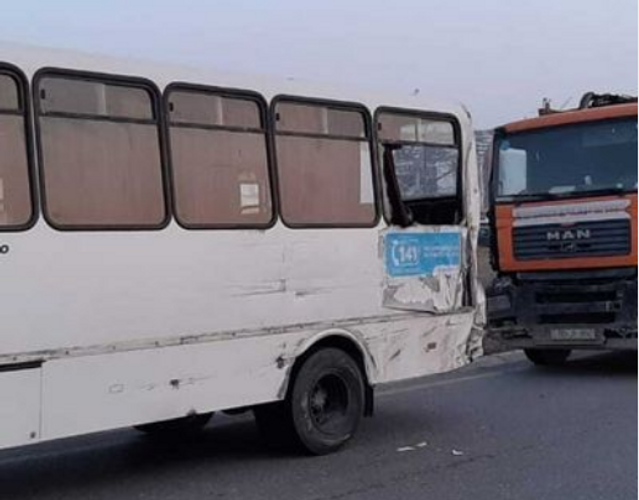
[550,328,597,341]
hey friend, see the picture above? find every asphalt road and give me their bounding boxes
[0,351,635,500]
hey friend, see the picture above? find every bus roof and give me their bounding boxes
[0,40,470,124]
[500,102,637,135]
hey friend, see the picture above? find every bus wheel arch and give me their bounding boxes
[255,332,375,455]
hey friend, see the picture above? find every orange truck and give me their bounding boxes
[487,93,638,365]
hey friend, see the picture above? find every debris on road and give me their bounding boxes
[397,441,428,452]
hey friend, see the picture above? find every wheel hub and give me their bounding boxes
[309,374,350,432]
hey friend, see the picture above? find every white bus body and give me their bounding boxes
[0,42,484,454]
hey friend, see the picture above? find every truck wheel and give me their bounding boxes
[134,412,213,437]
[254,348,365,455]
[524,348,571,367]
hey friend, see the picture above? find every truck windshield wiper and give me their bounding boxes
[572,186,634,196]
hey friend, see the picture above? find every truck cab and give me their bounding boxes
[487,93,638,365]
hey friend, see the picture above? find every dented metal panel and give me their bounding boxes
[39,310,480,442]
[381,227,467,313]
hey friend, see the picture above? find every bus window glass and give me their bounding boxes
[223,98,262,129]
[275,101,375,226]
[0,75,19,110]
[417,120,455,145]
[327,109,365,138]
[0,73,32,228]
[378,112,459,201]
[168,89,272,227]
[377,111,461,225]
[40,77,153,120]
[276,103,365,138]
[37,75,166,228]
[170,92,221,125]
[276,103,324,135]
[393,145,459,200]
[169,91,262,129]
[379,114,455,145]
[0,116,32,227]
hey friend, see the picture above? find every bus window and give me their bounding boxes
[0,71,32,229]
[378,114,455,145]
[36,73,166,229]
[167,88,273,228]
[274,100,376,227]
[40,78,153,120]
[0,74,19,110]
[377,111,461,225]
[169,91,262,129]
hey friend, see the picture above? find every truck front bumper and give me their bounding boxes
[487,269,638,350]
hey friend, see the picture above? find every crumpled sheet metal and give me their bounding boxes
[381,226,468,314]
[368,310,479,384]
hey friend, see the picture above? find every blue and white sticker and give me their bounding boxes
[384,232,462,278]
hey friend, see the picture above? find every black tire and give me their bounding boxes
[524,348,571,367]
[134,412,213,437]
[254,348,365,455]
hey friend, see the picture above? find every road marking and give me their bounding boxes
[379,367,525,398]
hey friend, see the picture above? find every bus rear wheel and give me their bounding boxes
[524,348,571,367]
[254,348,365,455]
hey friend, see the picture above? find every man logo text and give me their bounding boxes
[546,229,591,241]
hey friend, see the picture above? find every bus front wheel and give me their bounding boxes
[254,348,365,455]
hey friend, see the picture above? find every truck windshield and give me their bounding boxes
[496,117,637,198]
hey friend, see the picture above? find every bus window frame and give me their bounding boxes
[0,62,38,232]
[164,82,278,231]
[374,107,464,226]
[271,95,381,230]
[33,67,172,232]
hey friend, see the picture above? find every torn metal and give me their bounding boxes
[381,226,467,313]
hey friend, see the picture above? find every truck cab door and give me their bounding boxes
[378,122,469,314]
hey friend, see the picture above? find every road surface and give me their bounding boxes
[0,351,635,500]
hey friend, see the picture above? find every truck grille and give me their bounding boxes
[514,220,631,260]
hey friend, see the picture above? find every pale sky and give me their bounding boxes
[2,0,637,128]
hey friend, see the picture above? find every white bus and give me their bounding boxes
[0,43,484,456]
